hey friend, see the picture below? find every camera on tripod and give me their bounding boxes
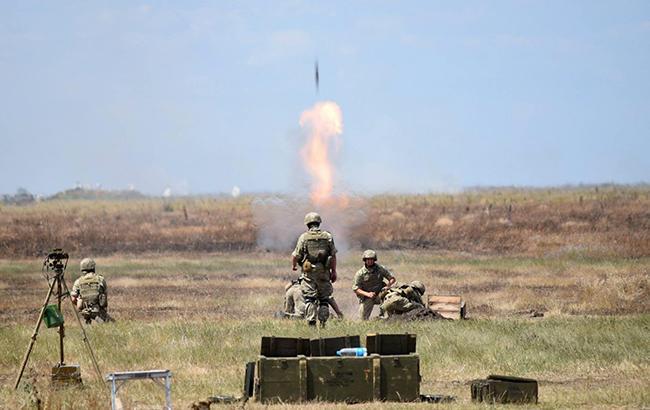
[46,249,69,273]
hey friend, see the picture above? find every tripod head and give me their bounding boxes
[44,249,69,278]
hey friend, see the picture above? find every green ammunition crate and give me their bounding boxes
[366,333,417,355]
[307,355,381,402]
[260,336,311,357]
[379,355,420,401]
[255,354,420,403]
[255,356,308,403]
[51,364,82,387]
[471,375,538,404]
[309,335,361,357]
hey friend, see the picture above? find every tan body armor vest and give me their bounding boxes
[78,274,106,308]
[302,230,332,265]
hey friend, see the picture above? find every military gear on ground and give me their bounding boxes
[303,212,322,226]
[427,294,467,320]
[80,258,96,272]
[471,375,538,404]
[51,364,82,388]
[253,353,420,403]
[362,249,377,260]
[410,281,425,295]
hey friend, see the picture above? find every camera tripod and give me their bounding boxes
[14,250,103,389]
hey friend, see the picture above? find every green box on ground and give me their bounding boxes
[471,375,538,404]
[51,364,82,387]
[254,354,420,403]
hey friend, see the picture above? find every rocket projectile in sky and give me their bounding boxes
[314,60,319,93]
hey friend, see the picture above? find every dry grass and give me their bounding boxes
[0,186,649,258]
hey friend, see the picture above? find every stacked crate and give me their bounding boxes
[249,334,419,403]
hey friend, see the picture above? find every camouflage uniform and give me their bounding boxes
[292,226,337,324]
[380,283,425,317]
[352,264,395,320]
[71,272,110,323]
[283,280,306,318]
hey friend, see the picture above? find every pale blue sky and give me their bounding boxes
[1,1,648,196]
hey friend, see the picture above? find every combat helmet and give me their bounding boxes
[410,280,425,295]
[304,212,322,226]
[80,258,96,272]
[362,249,377,260]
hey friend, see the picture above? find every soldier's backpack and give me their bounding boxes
[78,274,106,308]
[302,230,332,264]
[471,375,538,404]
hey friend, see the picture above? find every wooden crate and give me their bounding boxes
[260,336,311,357]
[427,295,466,320]
[254,354,420,403]
[366,333,416,355]
[309,335,361,357]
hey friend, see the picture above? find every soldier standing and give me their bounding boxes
[71,258,112,324]
[292,212,338,327]
[352,250,396,320]
[380,281,426,317]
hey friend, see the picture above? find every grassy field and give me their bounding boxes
[1,251,648,408]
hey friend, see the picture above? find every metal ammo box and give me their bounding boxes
[253,354,420,403]
[471,375,538,404]
[51,364,82,387]
[366,333,416,355]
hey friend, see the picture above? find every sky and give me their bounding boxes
[1,1,649,196]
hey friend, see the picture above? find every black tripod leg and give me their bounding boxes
[61,278,104,383]
[14,277,57,389]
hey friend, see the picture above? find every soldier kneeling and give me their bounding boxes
[71,258,113,324]
[278,277,344,319]
[380,281,426,318]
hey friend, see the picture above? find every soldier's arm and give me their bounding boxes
[329,255,337,282]
[291,236,304,271]
[70,280,80,303]
[382,266,396,287]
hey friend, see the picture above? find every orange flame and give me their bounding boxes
[299,101,343,206]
